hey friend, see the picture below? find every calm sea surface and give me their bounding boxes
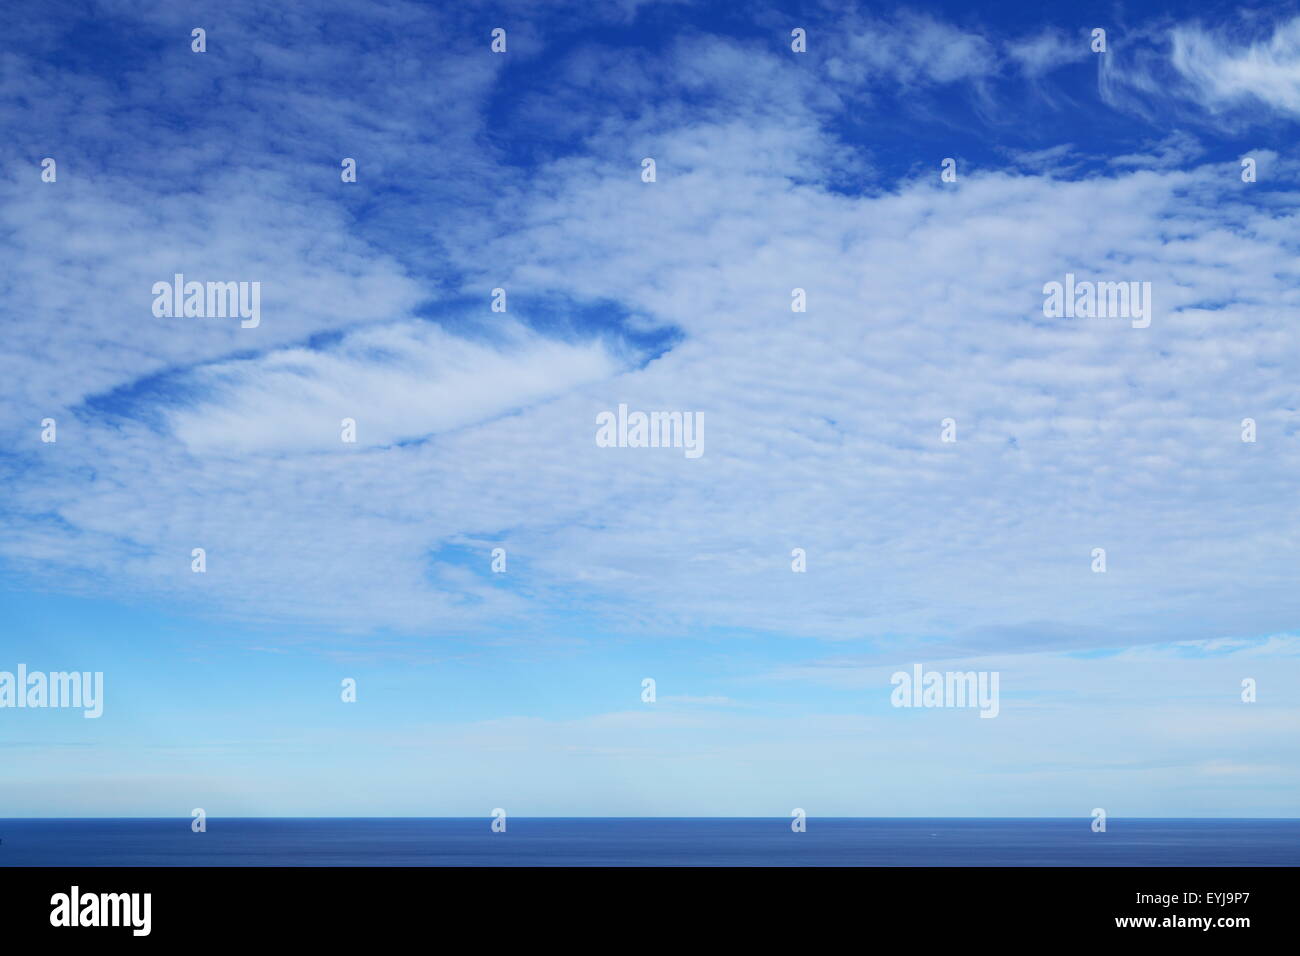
[1,818,1296,866]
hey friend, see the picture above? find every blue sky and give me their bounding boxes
[1,0,1299,817]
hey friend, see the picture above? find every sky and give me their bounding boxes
[1,0,1298,817]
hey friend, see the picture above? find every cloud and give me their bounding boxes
[1006,28,1091,78]
[4,2,1300,818]
[5,5,1300,657]
[1100,14,1300,129]
[1170,17,1300,117]
[825,12,999,89]
[168,319,622,455]
[1107,129,1205,168]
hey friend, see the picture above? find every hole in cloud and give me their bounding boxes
[164,318,626,454]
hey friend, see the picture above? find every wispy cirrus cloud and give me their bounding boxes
[1171,16,1300,117]
[1100,13,1300,128]
[1006,28,1092,78]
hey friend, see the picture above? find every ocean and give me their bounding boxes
[1,818,1297,866]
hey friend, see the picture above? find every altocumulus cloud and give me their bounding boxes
[4,2,1300,654]
[3,0,1300,819]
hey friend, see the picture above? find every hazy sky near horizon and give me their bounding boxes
[1,0,1299,817]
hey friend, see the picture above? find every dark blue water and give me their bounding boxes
[2,818,1297,866]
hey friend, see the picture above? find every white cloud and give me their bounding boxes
[1100,15,1300,128]
[1171,17,1300,116]
[4,6,1300,817]
[168,319,622,454]
[824,12,998,88]
[6,13,1300,659]
[1107,130,1205,169]
[1006,29,1090,77]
